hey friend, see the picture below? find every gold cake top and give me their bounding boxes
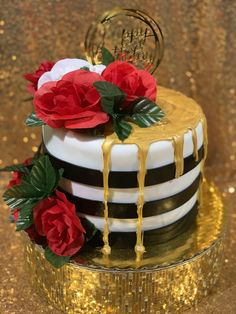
[106,86,205,145]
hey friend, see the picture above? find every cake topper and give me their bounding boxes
[85,7,164,74]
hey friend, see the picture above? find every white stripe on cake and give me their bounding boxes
[43,121,203,172]
[59,163,201,203]
[78,191,198,232]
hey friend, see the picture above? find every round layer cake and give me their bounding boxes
[42,86,207,255]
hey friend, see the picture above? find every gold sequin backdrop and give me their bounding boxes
[0,1,236,314]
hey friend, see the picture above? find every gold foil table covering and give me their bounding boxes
[22,180,224,314]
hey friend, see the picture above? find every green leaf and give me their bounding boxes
[131,97,165,128]
[102,47,115,66]
[21,174,32,184]
[3,155,62,211]
[80,66,90,71]
[55,168,64,186]
[80,217,98,242]
[113,118,132,141]
[44,247,70,268]
[20,202,36,219]
[93,81,126,115]
[58,168,64,177]
[16,210,33,231]
[3,183,43,209]
[30,155,57,194]
[0,164,30,174]
[25,112,45,127]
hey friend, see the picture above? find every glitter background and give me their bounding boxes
[0,0,235,313]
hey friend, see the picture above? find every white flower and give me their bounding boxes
[37,59,106,89]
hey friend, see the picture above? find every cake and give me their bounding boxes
[0,51,207,265]
[1,47,207,267]
[43,86,207,260]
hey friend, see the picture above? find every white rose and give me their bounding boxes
[37,59,106,89]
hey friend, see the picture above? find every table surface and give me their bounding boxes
[0,171,235,314]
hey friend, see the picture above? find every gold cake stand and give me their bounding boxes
[23,179,225,314]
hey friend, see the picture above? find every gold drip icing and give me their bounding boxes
[101,86,207,262]
[101,138,114,256]
[172,135,184,178]
[200,116,208,177]
[190,128,199,161]
[201,116,208,162]
[135,144,148,262]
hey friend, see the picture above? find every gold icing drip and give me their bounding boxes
[100,87,207,262]
[135,144,148,262]
[172,135,184,178]
[201,117,208,163]
[200,117,208,177]
[101,137,114,256]
[190,128,199,161]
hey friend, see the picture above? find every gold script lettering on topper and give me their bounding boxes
[85,8,164,74]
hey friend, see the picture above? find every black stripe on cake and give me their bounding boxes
[86,203,198,249]
[59,175,200,218]
[44,144,204,188]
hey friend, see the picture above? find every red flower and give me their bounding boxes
[24,61,55,94]
[34,190,85,256]
[7,171,23,189]
[34,69,109,129]
[7,158,32,189]
[102,61,157,106]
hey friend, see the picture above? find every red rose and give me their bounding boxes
[34,190,85,256]
[7,157,32,189]
[24,61,55,94]
[102,61,157,106]
[7,171,23,189]
[34,69,109,129]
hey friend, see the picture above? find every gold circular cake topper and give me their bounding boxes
[85,8,164,74]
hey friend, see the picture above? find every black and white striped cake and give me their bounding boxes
[42,87,207,247]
